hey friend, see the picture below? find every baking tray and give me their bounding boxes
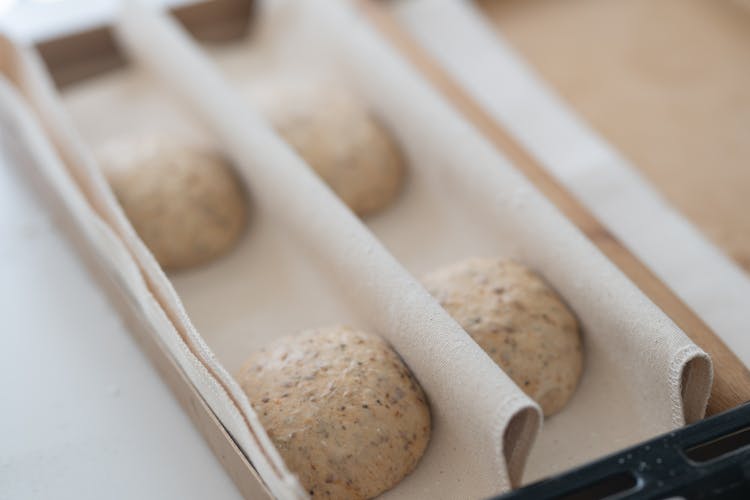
[497,402,750,499]
[4,0,749,497]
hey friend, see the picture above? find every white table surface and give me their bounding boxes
[0,113,242,500]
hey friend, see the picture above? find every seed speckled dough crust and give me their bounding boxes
[261,82,405,217]
[236,326,431,499]
[423,258,583,416]
[99,136,247,271]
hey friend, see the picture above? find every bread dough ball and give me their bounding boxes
[236,326,431,499]
[423,258,583,416]
[260,82,405,217]
[99,136,247,271]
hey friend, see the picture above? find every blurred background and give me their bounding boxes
[476,0,750,274]
[2,0,748,273]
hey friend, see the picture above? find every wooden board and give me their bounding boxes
[18,2,749,498]
[357,0,750,416]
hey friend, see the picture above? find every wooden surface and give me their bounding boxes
[359,0,750,416]
[479,0,750,274]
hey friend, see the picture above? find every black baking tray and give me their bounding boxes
[494,402,750,499]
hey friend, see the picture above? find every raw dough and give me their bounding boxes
[259,81,405,217]
[423,258,583,416]
[98,136,247,271]
[236,326,431,499]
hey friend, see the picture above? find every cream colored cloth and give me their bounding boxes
[113,3,542,498]
[393,0,750,369]
[0,0,713,496]
[115,0,711,487]
[307,0,712,483]
[0,4,541,500]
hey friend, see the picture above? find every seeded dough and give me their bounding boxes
[259,82,405,217]
[423,258,583,416]
[236,326,431,499]
[98,136,247,271]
